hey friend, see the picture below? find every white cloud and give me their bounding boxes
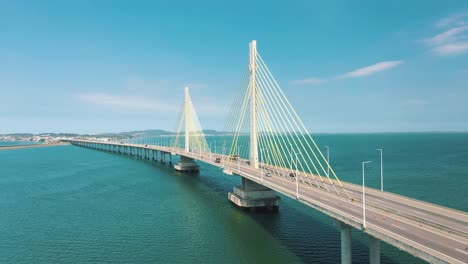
[190,95,230,115]
[436,12,468,28]
[290,77,327,85]
[425,13,468,56]
[185,83,208,89]
[424,25,468,46]
[433,42,468,55]
[338,61,403,79]
[76,93,178,112]
[406,99,429,106]
[76,92,228,116]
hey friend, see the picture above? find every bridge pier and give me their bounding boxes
[370,235,380,264]
[174,156,199,172]
[228,177,279,211]
[340,222,352,264]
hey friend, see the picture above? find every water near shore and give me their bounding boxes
[0,133,467,263]
[0,141,41,147]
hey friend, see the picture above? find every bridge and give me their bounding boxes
[68,41,468,264]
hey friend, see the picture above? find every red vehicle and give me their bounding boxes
[215,157,221,163]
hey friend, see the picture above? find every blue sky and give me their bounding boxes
[1,0,468,134]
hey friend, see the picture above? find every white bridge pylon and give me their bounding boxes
[223,40,349,197]
[173,87,210,155]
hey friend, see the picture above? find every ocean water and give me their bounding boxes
[0,141,41,147]
[0,133,466,263]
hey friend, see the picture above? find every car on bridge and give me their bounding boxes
[266,172,272,177]
[289,172,296,178]
[229,154,239,160]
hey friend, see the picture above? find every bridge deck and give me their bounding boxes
[71,140,468,264]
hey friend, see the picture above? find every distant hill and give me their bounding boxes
[95,129,176,138]
[1,129,227,138]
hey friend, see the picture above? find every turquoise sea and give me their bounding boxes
[0,141,41,147]
[0,133,467,263]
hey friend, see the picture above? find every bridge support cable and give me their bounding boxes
[172,87,210,156]
[256,60,330,191]
[256,65,323,187]
[223,41,349,198]
[223,67,251,170]
[256,56,331,190]
[256,52,349,198]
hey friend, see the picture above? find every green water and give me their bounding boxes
[0,141,41,147]
[0,133,467,263]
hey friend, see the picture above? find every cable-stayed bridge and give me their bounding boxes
[69,41,468,264]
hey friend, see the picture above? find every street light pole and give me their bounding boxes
[222,143,226,168]
[377,149,383,191]
[260,148,263,183]
[237,145,241,172]
[362,160,372,229]
[295,152,302,200]
[325,146,330,177]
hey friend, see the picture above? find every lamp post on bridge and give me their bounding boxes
[214,140,217,155]
[377,149,383,191]
[325,146,330,177]
[260,148,264,184]
[222,143,226,168]
[362,160,372,229]
[237,145,242,172]
[295,152,302,200]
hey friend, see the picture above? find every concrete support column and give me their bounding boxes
[174,155,198,172]
[228,177,279,210]
[370,236,380,264]
[340,222,352,264]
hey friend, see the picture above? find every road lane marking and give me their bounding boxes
[371,224,465,264]
[392,224,407,231]
[413,210,427,216]
[455,248,468,256]
[320,197,329,201]
[349,207,361,213]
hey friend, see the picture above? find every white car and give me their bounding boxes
[266,172,272,177]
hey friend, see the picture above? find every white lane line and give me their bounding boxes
[320,197,329,201]
[413,210,427,216]
[349,207,361,213]
[455,248,468,256]
[391,224,407,231]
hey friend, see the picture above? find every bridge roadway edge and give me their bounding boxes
[67,140,465,264]
[227,169,455,263]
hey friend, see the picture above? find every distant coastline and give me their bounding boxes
[0,142,69,151]
[1,130,467,145]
